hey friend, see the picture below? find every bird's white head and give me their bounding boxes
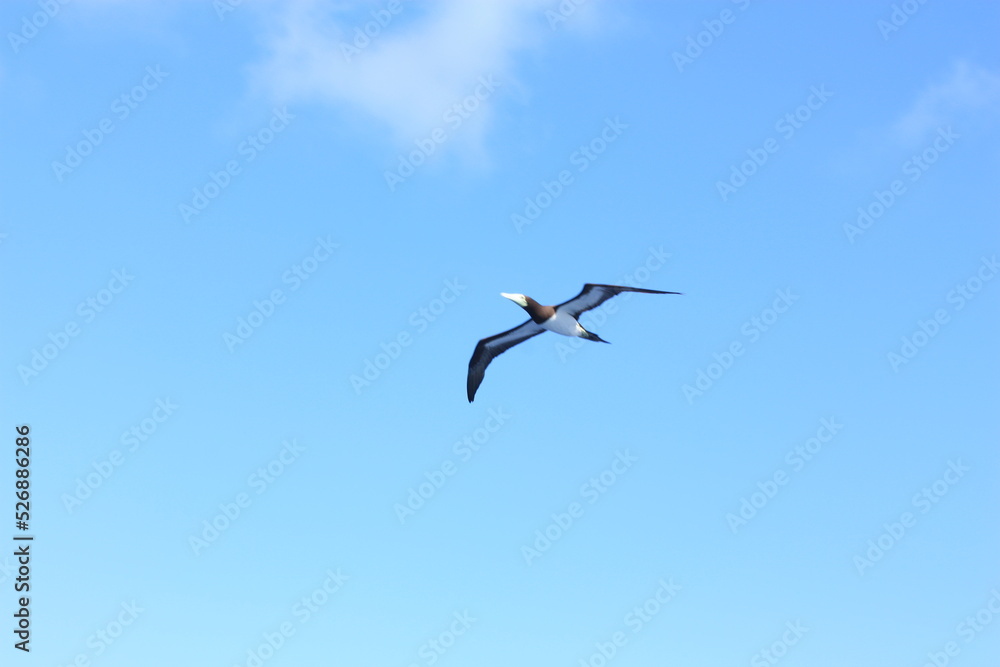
[500,292,529,308]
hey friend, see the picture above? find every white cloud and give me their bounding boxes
[249,0,569,153]
[893,60,1000,145]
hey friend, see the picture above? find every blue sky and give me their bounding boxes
[1,1,998,665]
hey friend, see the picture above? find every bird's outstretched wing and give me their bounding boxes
[467,319,546,402]
[555,283,681,320]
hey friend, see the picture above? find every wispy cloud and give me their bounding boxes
[249,0,571,153]
[893,60,1000,145]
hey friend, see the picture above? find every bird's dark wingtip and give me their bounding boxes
[583,331,611,344]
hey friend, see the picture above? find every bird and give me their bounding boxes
[466,283,681,402]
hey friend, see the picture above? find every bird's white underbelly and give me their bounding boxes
[541,311,584,337]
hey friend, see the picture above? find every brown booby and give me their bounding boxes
[467,284,681,402]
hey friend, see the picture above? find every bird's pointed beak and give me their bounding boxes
[500,292,529,308]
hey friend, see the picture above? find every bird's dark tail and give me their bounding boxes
[581,330,610,344]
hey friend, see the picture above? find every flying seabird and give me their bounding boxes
[466,283,681,402]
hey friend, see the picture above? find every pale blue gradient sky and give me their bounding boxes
[1,1,998,666]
